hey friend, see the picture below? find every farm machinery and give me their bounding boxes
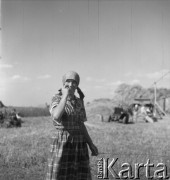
[108,105,132,124]
[107,98,163,124]
[131,98,160,123]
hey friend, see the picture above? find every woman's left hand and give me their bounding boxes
[89,144,98,156]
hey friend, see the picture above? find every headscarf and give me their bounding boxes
[62,71,80,86]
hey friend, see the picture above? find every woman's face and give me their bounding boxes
[64,79,78,95]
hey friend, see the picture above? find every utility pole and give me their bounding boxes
[152,70,170,117]
[154,82,157,105]
[153,81,165,118]
[154,82,157,116]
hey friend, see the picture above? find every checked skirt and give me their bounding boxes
[45,129,92,180]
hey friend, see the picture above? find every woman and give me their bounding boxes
[46,71,98,180]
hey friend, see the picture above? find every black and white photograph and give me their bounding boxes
[0,0,170,179]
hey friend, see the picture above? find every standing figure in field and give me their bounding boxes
[46,71,98,180]
[10,109,22,127]
[132,104,139,122]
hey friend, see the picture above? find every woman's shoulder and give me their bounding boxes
[51,92,62,102]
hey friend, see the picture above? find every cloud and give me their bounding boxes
[94,85,104,89]
[11,75,30,81]
[12,75,21,80]
[130,79,140,84]
[107,80,123,87]
[85,77,106,83]
[146,72,163,79]
[0,63,13,69]
[147,70,170,80]
[37,74,51,79]
[107,79,140,87]
[85,77,93,82]
[138,69,170,80]
[96,78,106,83]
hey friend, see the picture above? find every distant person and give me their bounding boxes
[141,105,146,115]
[10,109,21,127]
[10,109,17,119]
[133,104,139,122]
[46,71,98,180]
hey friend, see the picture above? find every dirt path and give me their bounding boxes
[85,122,104,129]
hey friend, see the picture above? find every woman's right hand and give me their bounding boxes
[89,143,98,156]
[62,86,70,98]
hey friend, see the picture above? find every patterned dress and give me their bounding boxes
[46,92,92,180]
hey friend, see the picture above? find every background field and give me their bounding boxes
[0,103,170,180]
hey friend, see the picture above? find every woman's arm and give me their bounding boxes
[80,122,98,156]
[52,95,67,121]
[51,88,69,121]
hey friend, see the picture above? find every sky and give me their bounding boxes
[0,0,170,107]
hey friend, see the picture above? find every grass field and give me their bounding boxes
[0,110,170,179]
